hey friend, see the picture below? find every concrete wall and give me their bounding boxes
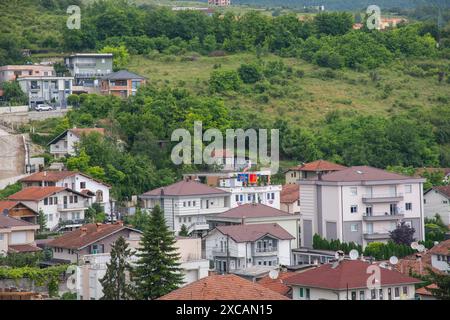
[424,190,450,225]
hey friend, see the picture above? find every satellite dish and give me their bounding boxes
[410,242,419,250]
[269,269,279,280]
[349,249,359,260]
[389,256,399,265]
[416,244,425,253]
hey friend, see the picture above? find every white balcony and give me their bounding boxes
[253,248,278,257]
[363,212,404,221]
[362,193,403,204]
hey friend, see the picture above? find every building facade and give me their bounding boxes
[100,70,146,98]
[285,160,347,184]
[0,65,55,83]
[17,76,73,108]
[47,128,105,158]
[424,186,450,226]
[0,214,40,256]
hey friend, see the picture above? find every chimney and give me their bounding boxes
[416,254,423,275]
[80,227,87,235]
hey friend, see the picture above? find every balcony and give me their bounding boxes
[363,232,390,240]
[57,201,89,211]
[362,193,403,204]
[253,247,278,257]
[363,212,404,221]
[187,222,210,232]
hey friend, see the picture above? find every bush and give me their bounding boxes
[238,63,262,84]
[208,70,242,93]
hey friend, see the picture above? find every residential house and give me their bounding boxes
[208,0,231,6]
[175,236,210,285]
[416,284,439,300]
[17,75,73,108]
[65,53,113,93]
[298,166,425,248]
[185,170,282,209]
[47,222,142,264]
[285,160,347,184]
[428,239,449,273]
[158,274,289,300]
[205,223,294,273]
[0,65,55,83]
[209,149,251,171]
[140,180,230,235]
[257,271,295,298]
[206,203,301,249]
[0,201,38,224]
[8,187,91,231]
[47,128,105,158]
[0,213,40,256]
[19,170,111,213]
[100,70,146,98]
[285,260,421,300]
[292,248,344,266]
[424,186,450,226]
[280,184,300,214]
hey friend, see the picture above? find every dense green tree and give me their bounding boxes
[179,224,189,237]
[37,209,47,233]
[1,81,27,106]
[238,63,262,84]
[426,268,450,300]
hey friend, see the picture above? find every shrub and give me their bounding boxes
[208,70,242,93]
[237,63,262,84]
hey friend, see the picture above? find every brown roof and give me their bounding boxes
[289,160,347,172]
[430,185,450,199]
[0,215,37,228]
[8,187,88,201]
[0,201,20,212]
[142,180,228,197]
[257,271,295,297]
[319,166,417,182]
[215,203,291,219]
[158,274,289,300]
[428,239,450,256]
[47,223,136,250]
[8,244,42,253]
[215,223,295,243]
[285,260,422,290]
[19,171,76,183]
[416,283,438,296]
[280,184,299,203]
[394,253,441,276]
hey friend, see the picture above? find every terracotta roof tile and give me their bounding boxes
[19,171,76,182]
[416,283,438,296]
[284,260,422,290]
[257,271,295,297]
[215,223,295,242]
[394,253,441,276]
[280,184,299,203]
[8,244,42,253]
[0,215,37,228]
[428,239,450,256]
[142,180,228,197]
[289,160,347,172]
[215,203,291,219]
[8,187,88,201]
[159,274,289,300]
[319,166,420,182]
[0,201,20,212]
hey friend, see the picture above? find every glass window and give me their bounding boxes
[299,288,304,298]
[80,182,86,189]
[405,185,412,193]
[44,198,48,205]
[350,187,357,196]
[49,197,53,205]
[351,224,358,232]
[235,195,239,202]
[0,234,4,241]
[395,287,400,297]
[351,291,357,300]
[359,291,365,300]
[371,289,376,300]
[350,205,358,213]
[193,201,196,206]
[305,288,310,300]
[405,203,412,211]
[183,202,186,207]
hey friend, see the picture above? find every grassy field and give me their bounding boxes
[127,52,450,125]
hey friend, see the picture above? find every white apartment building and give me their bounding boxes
[298,166,425,248]
[17,75,73,108]
[424,186,450,226]
[140,180,230,235]
[8,187,91,231]
[47,128,105,158]
[19,170,112,214]
[205,223,294,273]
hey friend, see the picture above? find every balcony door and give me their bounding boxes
[389,204,397,215]
[63,196,68,209]
[366,223,373,235]
[389,185,397,197]
[365,206,373,216]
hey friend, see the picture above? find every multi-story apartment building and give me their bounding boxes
[100,70,146,98]
[19,170,111,214]
[184,170,282,210]
[17,75,73,108]
[0,65,55,83]
[47,128,105,158]
[140,180,231,235]
[298,166,425,248]
[205,223,294,273]
[8,186,92,231]
[285,160,346,184]
[65,53,113,93]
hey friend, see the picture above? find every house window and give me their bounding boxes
[359,291,365,300]
[235,195,239,202]
[365,206,373,216]
[405,203,412,211]
[91,244,104,254]
[350,187,357,196]
[49,197,53,205]
[350,224,358,232]
[394,287,400,298]
[179,217,182,223]
[379,289,383,300]
[402,286,408,295]
[96,190,103,203]
[371,289,376,300]
[80,182,86,189]
[193,201,196,206]
[350,205,358,214]
[188,217,191,223]
[0,234,4,241]
[48,214,53,222]
[69,196,73,204]
[405,185,412,193]
[44,198,48,205]
[240,195,243,202]
[351,291,357,300]
[183,202,186,207]
[305,288,310,300]
[188,201,191,207]
[74,196,78,203]
[54,197,58,204]
[299,288,304,298]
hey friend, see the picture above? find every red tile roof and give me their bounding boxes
[0,215,37,228]
[0,201,20,212]
[8,244,42,253]
[284,260,422,290]
[428,239,450,256]
[431,186,450,199]
[158,274,289,300]
[215,223,295,242]
[394,253,441,276]
[19,171,76,182]
[215,203,291,219]
[47,223,137,250]
[8,186,88,201]
[257,271,295,297]
[280,184,299,203]
[290,160,347,172]
[416,283,438,296]
[319,166,418,182]
[142,180,228,197]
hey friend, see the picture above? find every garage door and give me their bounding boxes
[11,231,27,244]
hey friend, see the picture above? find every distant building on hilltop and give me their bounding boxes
[208,0,230,7]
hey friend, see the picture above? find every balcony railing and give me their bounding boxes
[363,212,404,221]
[254,247,278,256]
[362,193,403,203]
[363,232,391,240]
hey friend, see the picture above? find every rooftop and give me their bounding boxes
[8,187,88,201]
[428,185,450,199]
[19,170,110,187]
[158,274,289,300]
[280,184,299,203]
[214,203,292,219]
[215,223,295,243]
[428,239,450,256]
[102,70,146,80]
[317,166,421,182]
[0,201,20,212]
[289,160,347,172]
[0,215,37,229]
[257,271,295,297]
[142,180,229,197]
[284,260,422,290]
[47,128,105,146]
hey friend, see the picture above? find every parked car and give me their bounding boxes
[34,104,53,111]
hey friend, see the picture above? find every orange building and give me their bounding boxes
[100,70,146,98]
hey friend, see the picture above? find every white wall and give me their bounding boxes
[431,254,450,273]
[424,190,450,225]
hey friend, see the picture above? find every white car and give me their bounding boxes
[35,104,53,111]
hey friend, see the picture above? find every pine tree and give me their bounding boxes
[99,236,134,300]
[37,209,47,234]
[179,224,189,237]
[133,205,183,300]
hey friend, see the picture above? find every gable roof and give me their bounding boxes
[280,184,299,203]
[102,70,146,80]
[318,166,419,182]
[141,180,229,197]
[426,185,450,199]
[8,187,89,201]
[0,215,38,228]
[214,203,291,219]
[428,239,450,256]
[214,223,295,243]
[0,200,38,215]
[257,271,295,297]
[19,170,111,187]
[47,128,104,146]
[158,274,289,300]
[46,223,141,250]
[289,160,347,172]
[284,260,422,290]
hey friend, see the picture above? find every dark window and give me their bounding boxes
[405,203,412,210]
[80,182,86,189]
[44,198,48,205]
[306,288,310,300]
